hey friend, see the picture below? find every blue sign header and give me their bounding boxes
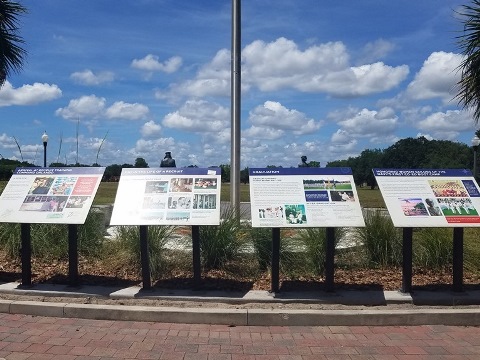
[373,168,472,177]
[249,167,352,176]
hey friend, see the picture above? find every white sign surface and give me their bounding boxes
[249,167,365,228]
[0,167,105,224]
[110,167,221,225]
[373,168,480,227]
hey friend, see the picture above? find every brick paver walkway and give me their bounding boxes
[0,313,479,359]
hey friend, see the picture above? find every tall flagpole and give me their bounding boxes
[231,0,241,213]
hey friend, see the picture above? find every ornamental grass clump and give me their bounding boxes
[413,227,452,269]
[199,204,247,270]
[0,208,105,260]
[113,224,177,278]
[298,227,346,275]
[353,209,402,267]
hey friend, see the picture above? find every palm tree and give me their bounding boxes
[0,0,27,87]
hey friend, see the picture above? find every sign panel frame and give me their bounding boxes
[373,168,480,227]
[110,167,221,226]
[249,167,365,228]
[0,167,105,224]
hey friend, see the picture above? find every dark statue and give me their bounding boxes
[160,151,176,167]
[298,155,309,167]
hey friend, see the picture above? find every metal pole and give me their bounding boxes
[271,228,280,293]
[20,223,32,287]
[474,147,478,181]
[401,227,413,293]
[140,225,151,290]
[324,227,335,292]
[192,225,201,288]
[231,0,241,214]
[43,142,47,167]
[68,224,79,286]
[453,227,464,292]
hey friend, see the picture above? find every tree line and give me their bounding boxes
[0,137,475,184]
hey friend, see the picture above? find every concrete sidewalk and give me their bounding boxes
[1,281,480,326]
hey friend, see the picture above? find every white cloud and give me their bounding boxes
[406,51,462,102]
[131,54,182,73]
[70,69,115,85]
[0,81,62,107]
[417,109,472,139]
[159,37,409,100]
[162,100,229,132]
[243,38,408,96]
[105,101,149,120]
[337,107,398,138]
[56,95,149,121]
[141,120,162,137]
[358,39,395,64]
[245,101,322,139]
[55,95,106,120]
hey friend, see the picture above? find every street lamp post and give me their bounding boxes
[472,135,480,181]
[41,131,48,167]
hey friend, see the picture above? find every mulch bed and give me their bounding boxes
[2,250,480,293]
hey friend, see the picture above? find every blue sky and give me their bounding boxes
[0,0,474,168]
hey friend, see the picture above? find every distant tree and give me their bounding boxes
[104,164,122,181]
[134,157,148,168]
[326,137,472,187]
[456,1,480,123]
[266,164,282,168]
[0,0,27,86]
[308,160,320,167]
[240,167,249,184]
[187,164,198,168]
[355,149,383,189]
[219,164,230,183]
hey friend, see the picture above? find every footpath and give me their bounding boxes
[1,281,480,327]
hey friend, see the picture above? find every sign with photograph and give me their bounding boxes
[249,167,365,227]
[0,167,105,224]
[110,167,221,225]
[373,168,480,227]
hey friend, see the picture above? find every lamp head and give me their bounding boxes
[41,131,48,144]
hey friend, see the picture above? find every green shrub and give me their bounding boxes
[298,227,346,275]
[0,209,105,260]
[0,222,21,258]
[249,227,272,270]
[413,227,452,268]
[353,209,402,267]
[114,225,177,278]
[199,205,246,269]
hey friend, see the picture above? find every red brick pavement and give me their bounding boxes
[0,312,479,359]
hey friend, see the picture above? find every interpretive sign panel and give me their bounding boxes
[0,167,105,224]
[373,168,480,227]
[110,167,221,225]
[249,167,365,227]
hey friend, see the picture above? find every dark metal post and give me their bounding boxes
[453,227,464,292]
[271,228,280,293]
[139,225,151,290]
[230,0,241,214]
[325,227,335,292]
[401,227,413,293]
[20,223,32,287]
[192,225,201,288]
[68,224,79,286]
